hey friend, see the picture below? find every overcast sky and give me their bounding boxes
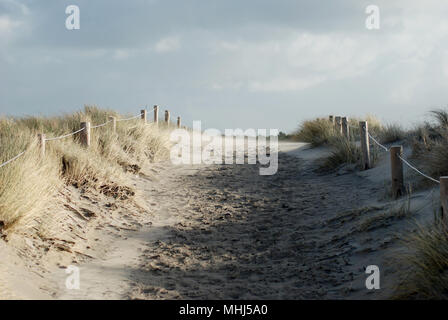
[1,0,448,132]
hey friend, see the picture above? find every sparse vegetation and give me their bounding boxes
[278,131,294,140]
[358,192,412,232]
[320,135,362,170]
[294,118,334,147]
[0,106,171,231]
[410,109,448,180]
[395,221,448,299]
[295,115,409,172]
[379,123,406,144]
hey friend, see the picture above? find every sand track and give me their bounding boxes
[125,151,377,299]
[52,142,387,300]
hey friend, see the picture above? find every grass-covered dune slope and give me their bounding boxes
[0,106,171,233]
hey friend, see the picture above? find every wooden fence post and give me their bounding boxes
[38,134,46,156]
[359,121,371,170]
[342,117,350,139]
[335,116,342,134]
[177,116,181,128]
[165,110,170,126]
[390,145,404,199]
[80,122,91,147]
[141,109,147,124]
[109,116,116,133]
[440,177,448,223]
[154,105,159,125]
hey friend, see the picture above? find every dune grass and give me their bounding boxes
[294,115,382,146]
[294,115,406,171]
[409,109,448,180]
[320,135,362,170]
[0,106,171,232]
[294,118,334,147]
[379,123,406,144]
[395,221,448,299]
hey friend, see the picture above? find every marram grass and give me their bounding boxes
[0,106,171,231]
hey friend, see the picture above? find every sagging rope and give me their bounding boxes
[116,114,142,122]
[366,130,440,184]
[0,151,26,169]
[367,132,389,152]
[397,154,440,184]
[44,127,85,141]
[91,120,113,129]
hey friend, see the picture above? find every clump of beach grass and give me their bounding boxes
[0,122,60,230]
[410,109,448,180]
[320,135,362,170]
[395,221,448,299]
[378,123,406,144]
[294,118,335,147]
[0,106,172,232]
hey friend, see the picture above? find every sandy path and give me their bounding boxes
[54,141,391,300]
[58,142,372,299]
[128,145,376,299]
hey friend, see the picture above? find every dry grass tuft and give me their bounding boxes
[294,118,335,147]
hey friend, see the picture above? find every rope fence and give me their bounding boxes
[330,114,448,221]
[0,151,26,169]
[44,127,86,141]
[347,122,440,185]
[0,105,184,169]
[91,120,113,129]
[116,114,142,122]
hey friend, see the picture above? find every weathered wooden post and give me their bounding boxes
[141,109,147,124]
[335,116,342,134]
[38,134,46,156]
[177,116,181,128]
[390,145,404,199]
[165,110,170,126]
[440,177,448,223]
[154,105,159,124]
[359,121,371,170]
[342,117,350,139]
[109,116,116,133]
[80,122,91,147]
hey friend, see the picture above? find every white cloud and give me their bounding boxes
[0,15,21,37]
[209,32,379,92]
[113,49,131,60]
[249,76,326,92]
[154,36,181,53]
